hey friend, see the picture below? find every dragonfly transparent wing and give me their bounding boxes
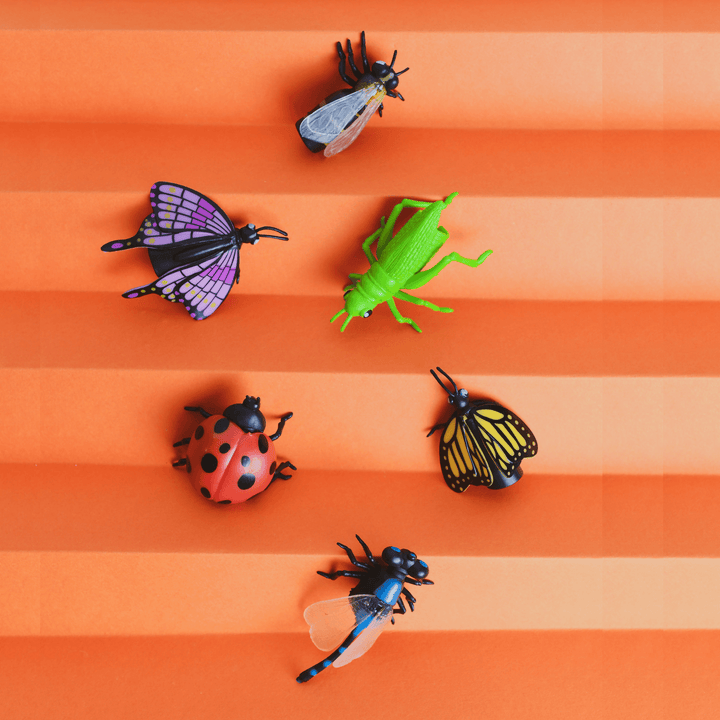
[299,86,377,145]
[333,604,393,668]
[304,594,384,652]
[324,91,384,157]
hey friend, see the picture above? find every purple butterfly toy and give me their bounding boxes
[101,182,289,320]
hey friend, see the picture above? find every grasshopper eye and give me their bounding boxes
[363,310,373,318]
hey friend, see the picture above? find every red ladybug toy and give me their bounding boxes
[172,397,295,504]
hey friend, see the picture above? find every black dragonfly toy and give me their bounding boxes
[296,31,409,157]
[296,535,433,683]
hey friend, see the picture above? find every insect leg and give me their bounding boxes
[173,437,191,447]
[392,597,407,615]
[360,31,370,73]
[354,535,379,566]
[337,542,371,570]
[172,458,187,467]
[345,38,362,81]
[184,406,212,418]
[269,412,293,441]
[401,588,417,610]
[336,41,356,86]
[395,290,453,314]
[403,249,493,290]
[426,422,446,438]
[271,460,296,482]
[317,569,364,580]
[361,227,383,264]
[386,297,421,333]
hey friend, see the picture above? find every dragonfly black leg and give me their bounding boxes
[337,542,371,569]
[345,38,361,80]
[270,412,293,441]
[172,458,187,467]
[402,587,416,610]
[173,437,191,447]
[393,597,407,615]
[271,461,296,482]
[317,569,364,580]
[355,535,379,566]
[184,405,212,418]
[336,42,356,86]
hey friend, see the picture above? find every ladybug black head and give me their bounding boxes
[223,396,266,433]
[235,224,289,246]
[381,546,430,580]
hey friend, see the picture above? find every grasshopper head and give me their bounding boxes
[331,287,375,332]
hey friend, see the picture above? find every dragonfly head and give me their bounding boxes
[223,396,266,433]
[382,546,430,580]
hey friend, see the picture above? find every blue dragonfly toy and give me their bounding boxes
[296,535,433,683]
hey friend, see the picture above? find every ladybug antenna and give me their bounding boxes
[430,367,458,396]
[255,226,289,241]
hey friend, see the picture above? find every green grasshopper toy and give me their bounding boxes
[331,193,492,332]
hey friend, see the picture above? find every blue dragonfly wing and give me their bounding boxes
[332,603,393,668]
[304,594,385,652]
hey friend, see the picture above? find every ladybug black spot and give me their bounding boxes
[201,453,218,473]
[186,458,192,474]
[214,418,230,434]
[219,443,231,454]
[238,474,255,490]
[218,500,232,504]
[258,435,269,454]
[200,487,211,498]
[241,455,251,467]
[194,425,204,441]
[270,461,277,475]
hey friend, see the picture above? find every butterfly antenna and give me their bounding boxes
[430,367,457,396]
[256,226,287,236]
[389,49,398,68]
[257,234,289,241]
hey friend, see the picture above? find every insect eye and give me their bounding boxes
[363,310,373,318]
[459,389,469,397]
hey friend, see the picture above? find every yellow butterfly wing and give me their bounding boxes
[470,402,538,478]
[438,416,494,492]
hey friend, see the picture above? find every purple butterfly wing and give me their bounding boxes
[123,247,239,320]
[101,182,235,252]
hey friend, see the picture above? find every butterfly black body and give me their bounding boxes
[427,367,538,492]
[101,182,288,320]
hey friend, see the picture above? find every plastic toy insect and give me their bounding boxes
[101,182,288,320]
[296,535,433,683]
[172,396,295,504]
[427,367,538,492]
[296,31,409,157]
[331,193,492,332]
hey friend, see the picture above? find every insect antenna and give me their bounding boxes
[389,49,398,68]
[256,226,289,241]
[430,367,458,396]
[395,67,410,76]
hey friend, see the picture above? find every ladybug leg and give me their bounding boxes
[392,597,407,615]
[336,542,371,570]
[317,569,364,581]
[271,460,296,482]
[426,422,446,438]
[355,535,379,567]
[270,412,293,441]
[184,406,212,418]
[172,458,187,467]
[173,437,191,447]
